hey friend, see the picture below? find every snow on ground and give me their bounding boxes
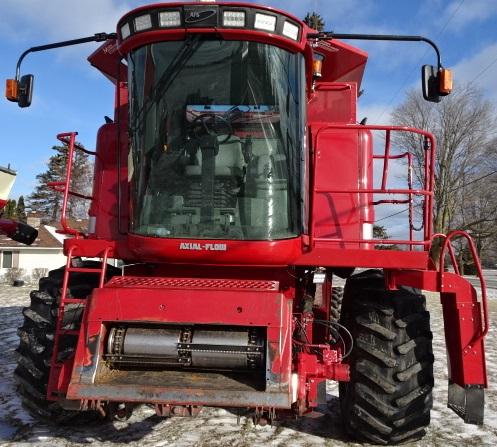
[0,285,496,447]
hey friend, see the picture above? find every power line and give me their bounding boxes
[374,0,465,123]
[375,169,497,223]
[375,207,409,223]
[449,170,497,193]
[469,54,497,83]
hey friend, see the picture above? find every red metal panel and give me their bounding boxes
[87,40,127,85]
[126,234,302,265]
[88,124,121,240]
[311,127,361,249]
[295,248,429,269]
[308,83,356,124]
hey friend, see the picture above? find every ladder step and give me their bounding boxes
[61,298,87,304]
[58,329,80,336]
[67,267,103,273]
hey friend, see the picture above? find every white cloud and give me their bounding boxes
[0,0,129,41]
[451,42,497,102]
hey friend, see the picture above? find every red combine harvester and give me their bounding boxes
[6,1,487,444]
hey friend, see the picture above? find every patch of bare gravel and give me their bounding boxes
[0,286,495,446]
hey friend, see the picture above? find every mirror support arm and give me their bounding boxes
[308,32,443,70]
[15,32,117,81]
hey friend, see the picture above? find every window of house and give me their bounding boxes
[2,251,13,268]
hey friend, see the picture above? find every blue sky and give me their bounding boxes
[1,0,497,200]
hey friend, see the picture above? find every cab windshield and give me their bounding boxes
[127,37,305,240]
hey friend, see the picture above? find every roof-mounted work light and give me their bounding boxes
[223,11,246,27]
[117,5,302,44]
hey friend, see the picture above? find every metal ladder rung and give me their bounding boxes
[68,267,104,273]
[62,298,87,304]
[58,329,80,336]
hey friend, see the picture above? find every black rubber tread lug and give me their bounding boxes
[356,359,397,394]
[356,382,397,418]
[389,426,426,443]
[14,365,48,395]
[396,358,433,382]
[15,352,45,380]
[17,328,48,354]
[356,339,398,368]
[395,384,432,408]
[396,336,432,355]
[394,311,430,328]
[354,404,392,435]
[22,307,51,326]
[14,372,46,401]
[392,399,431,428]
[356,316,397,340]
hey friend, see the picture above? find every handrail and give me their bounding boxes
[47,132,95,238]
[309,124,436,250]
[438,230,489,354]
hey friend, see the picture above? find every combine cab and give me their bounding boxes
[6,1,487,444]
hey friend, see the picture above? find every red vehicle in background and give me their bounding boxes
[6,2,486,444]
[0,166,37,245]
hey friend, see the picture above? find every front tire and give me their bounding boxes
[339,270,434,444]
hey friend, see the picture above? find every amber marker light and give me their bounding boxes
[5,79,19,102]
[313,59,323,78]
[439,68,453,95]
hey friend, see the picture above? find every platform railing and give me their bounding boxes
[310,124,436,250]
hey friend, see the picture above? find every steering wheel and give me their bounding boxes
[190,113,232,144]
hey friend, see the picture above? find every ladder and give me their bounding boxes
[46,245,112,400]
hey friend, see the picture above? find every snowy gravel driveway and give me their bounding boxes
[1,285,496,446]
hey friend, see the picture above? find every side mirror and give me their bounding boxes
[422,65,453,103]
[422,65,440,103]
[18,74,34,108]
[5,74,34,107]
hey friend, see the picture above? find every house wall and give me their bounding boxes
[0,248,66,279]
[20,249,66,273]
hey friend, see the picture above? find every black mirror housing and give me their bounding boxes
[422,65,441,103]
[18,74,34,108]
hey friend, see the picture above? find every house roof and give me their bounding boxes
[0,224,62,249]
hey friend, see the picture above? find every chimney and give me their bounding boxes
[27,212,41,229]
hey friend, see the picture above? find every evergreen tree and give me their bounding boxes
[15,195,27,222]
[28,144,93,222]
[28,146,66,222]
[304,11,325,32]
[3,199,17,219]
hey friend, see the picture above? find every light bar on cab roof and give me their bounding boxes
[118,4,302,43]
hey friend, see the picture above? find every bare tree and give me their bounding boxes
[391,84,497,262]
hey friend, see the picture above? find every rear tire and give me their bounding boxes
[339,269,434,445]
[14,263,119,422]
